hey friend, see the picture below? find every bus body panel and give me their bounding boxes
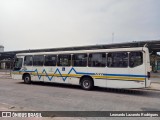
[94,79,107,87]
[43,67,55,82]
[12,73,22,80]
[67,67,85,85]
[54,67,70,84]
[106,80,145,88]
[32,66,44,82]
[142,47,151,87]
[105,68,130,87]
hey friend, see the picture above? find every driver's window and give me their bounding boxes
[14,58,23,70]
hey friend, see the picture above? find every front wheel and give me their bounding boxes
[81,78,94,90]
[24,74,31,84]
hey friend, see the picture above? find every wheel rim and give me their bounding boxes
[25,77,30,82]
[83,80,90,89]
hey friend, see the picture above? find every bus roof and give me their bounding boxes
[16,47,147,56]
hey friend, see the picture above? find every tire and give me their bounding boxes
[24,74,31,84]
[81,77,94,90]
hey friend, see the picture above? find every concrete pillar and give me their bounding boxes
[1,62,5,69]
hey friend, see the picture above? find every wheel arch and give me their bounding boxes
[22,73,31,80]
[79,75,94,86]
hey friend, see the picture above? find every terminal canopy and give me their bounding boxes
[0,40,160,60]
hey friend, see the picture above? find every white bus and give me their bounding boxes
[12,47,151,90]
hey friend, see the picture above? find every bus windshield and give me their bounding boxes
[13,58,23,70]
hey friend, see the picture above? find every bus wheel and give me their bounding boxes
[24,74,31,84]
[81,77,94,90]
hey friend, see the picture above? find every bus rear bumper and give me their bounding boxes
[12,74,22,80]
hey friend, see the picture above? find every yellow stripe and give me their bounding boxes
[92,76,145,81]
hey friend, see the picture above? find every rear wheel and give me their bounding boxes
[24,74,31,84]
[81,77,94,90]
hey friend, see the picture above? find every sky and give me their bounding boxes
[0,0,160,51]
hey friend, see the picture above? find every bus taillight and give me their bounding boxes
[147,72,150,78]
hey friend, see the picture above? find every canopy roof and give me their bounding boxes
[0,40,160,60]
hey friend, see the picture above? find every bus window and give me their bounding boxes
[88,53,106,67]
[24,56,33,66]
[44,55,57,66]
[72,54,87,67]
[107,52,128,68]
[129,52,143,67]
[57,54,71,66]
[13,58,23,70]
[33,55,44,66]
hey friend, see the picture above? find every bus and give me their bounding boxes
[12,47,151,90]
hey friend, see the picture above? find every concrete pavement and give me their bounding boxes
[145,82,160,91]
[149,72,160,91]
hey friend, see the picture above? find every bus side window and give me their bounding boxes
[72,54,87,67]
[107,52,128,68]
[129,52,143,67]
[88,53,106,67]
[33,55,44,66]
[24,56,33,66]
[44,55,57,66]
[57,54,71,66]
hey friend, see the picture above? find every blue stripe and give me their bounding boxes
[77,72,95,75]
[103,74,147,78]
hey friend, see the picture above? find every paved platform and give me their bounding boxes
[146,83,160,91]
[151,71,160,78]
[150,72,160,91]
